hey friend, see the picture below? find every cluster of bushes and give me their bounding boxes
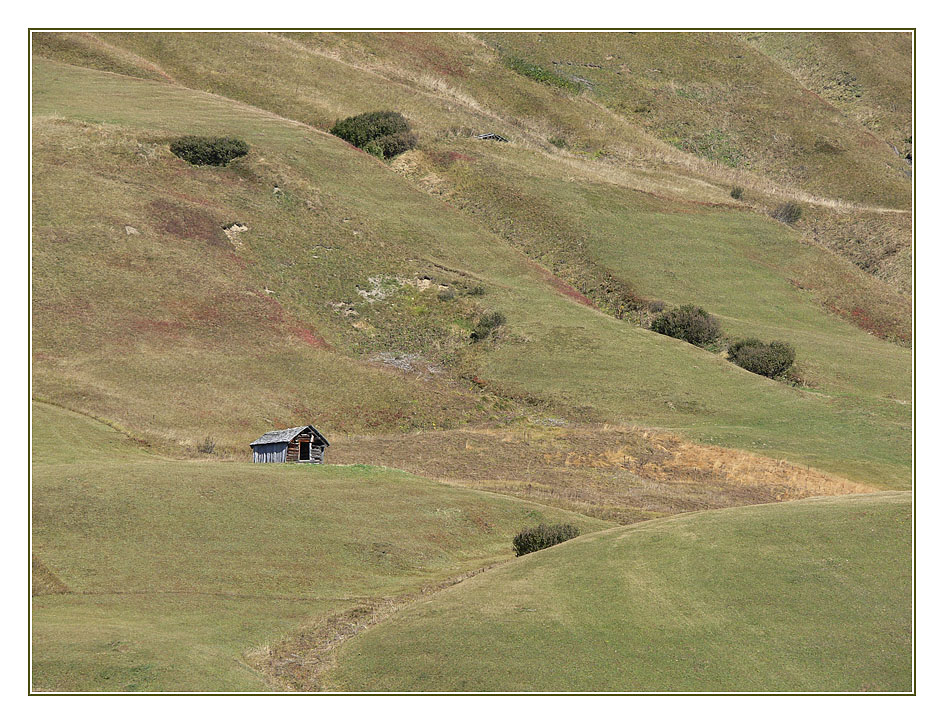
[771,202,802,224]
[728,338,796,378]
[650,304,796,379]
[170,136,249,166]
[329,111,417,159]
[471,311,506,341]
[650,304,721,347]
[513,523,580,556]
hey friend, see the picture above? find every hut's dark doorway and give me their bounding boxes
[299,441,311,461]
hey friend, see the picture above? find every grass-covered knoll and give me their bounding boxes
[32,58,910,487]
[31,403,606,691]
[327,491,912,692]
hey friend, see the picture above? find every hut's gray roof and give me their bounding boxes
[249,425,329,447]
[475,132,509,142]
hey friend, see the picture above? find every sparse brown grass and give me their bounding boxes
[330,424,872,524]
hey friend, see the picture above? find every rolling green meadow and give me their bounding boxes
[32,403,606,690]
[328,492,911,692]
[31,32,912,692]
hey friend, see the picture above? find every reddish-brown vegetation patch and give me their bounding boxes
[425,150,475,167]
[128,316,186,338]
[525,259,598,309]
[385,33,468,77]
[148,199,227,248]
[289,324,331,349]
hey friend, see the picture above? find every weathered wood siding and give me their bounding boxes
[286,434,325,463]
[252,433,326,463]
[252,442,288,463]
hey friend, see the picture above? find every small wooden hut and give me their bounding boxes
[249,425,330,464]
[474,132,509,142]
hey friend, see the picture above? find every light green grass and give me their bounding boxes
[32,58,911,486]
[328,491,912,692]
[31,402,607,691]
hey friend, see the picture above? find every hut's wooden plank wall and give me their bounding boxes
[252,442,287,463]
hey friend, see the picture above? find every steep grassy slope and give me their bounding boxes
[32,32,913,295]
[326,491,912,692]
[481,32,911,209]
[744,32,912,157]
[32,57,911,486]
[31,402,606,691]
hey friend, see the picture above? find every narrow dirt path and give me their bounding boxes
[246,561,511,691]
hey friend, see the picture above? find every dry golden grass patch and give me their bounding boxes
[330,424,871,524]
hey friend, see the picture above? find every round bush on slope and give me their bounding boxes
[330,111,418,159]
[169,136,249,166]
[650,304,722,347]
[728,338,796,378]
[513,523,580,556]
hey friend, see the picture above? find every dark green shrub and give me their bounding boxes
[513,523,580,556]
[170,136,249,166]
[730,186,744,200]
[329,111,417,159]
[471,311,506,341]
[437,288,456,302]
[728,338,796,378]
[466,284,486,297]
[650,304,721,347]
[772,202,802,224]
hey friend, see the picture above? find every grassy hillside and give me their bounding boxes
[744,33,912,157]
[32,57,911,486]
[326,491,912,692]
[480,32,911,209]
[31,32,913,694]
[31,402,606,691]
[32,32,912,294]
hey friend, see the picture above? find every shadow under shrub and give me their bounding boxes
[728,338,796,378]
[330,111,418,159]
[513,523,580,556]
[170,136,249,166]
[650,304,721,347]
